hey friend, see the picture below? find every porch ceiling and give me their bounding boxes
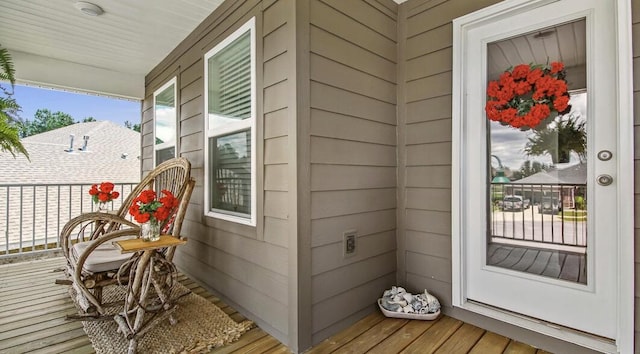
[0,0,224,99]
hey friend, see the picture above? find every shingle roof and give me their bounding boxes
[0,121,141,184]
[514,163,587,185]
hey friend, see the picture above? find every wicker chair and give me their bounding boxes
[58,157,195,318]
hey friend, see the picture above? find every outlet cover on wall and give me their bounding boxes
[343,230,357,258]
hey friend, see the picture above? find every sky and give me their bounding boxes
[12,84,141,127]
[491,92,587,171]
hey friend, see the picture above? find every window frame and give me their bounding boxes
[153,77,178,166]
[203,17,257,226]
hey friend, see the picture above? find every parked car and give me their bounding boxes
[539,197,562,214]
[502,195,530,211]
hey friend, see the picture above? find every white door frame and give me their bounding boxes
[450,0,634,352]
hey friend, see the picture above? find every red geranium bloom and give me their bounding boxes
[129,188,179,228]
[486,61,570,130]
[88,181,120,205]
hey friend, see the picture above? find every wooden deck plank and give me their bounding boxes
[337,317,409,353]
[511,249,539,272]
[541,252,566,278]
[0,308,78,333]
[400,316,463,353]
[1,327,87,354]
[0,291,71,312]
[559,253,581,283]
[0,321,84,350]
[211,328,268,353]
[468,331,510,353]
[368,317,437,353]
[578,254,587,284]
[488,246,511,264]
[306,312,385,353]
[0,256,544,354]
[1,315,81,341]
[434,323,485,353]
[230,334,281,353]
[496,247,527,268]
[525,250,553,274]
[25,337,93,354]
[263,344,291,353]
[504,340,538,354]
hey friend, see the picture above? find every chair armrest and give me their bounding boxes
[59,212,139,260]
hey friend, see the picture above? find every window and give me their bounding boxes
[204,18,256,225]
[153,77,177,165]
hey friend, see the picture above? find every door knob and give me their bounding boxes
[596,174,613,186]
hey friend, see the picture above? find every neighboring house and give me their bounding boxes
[0,121,140,184]
[509,163,587,207]
[2,0,637,353]
[0,121,140,250]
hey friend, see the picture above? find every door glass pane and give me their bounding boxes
[486,19,587,284]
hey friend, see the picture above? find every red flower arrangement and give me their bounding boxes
[128,189,179,224]
[485,61,571,130]
[89,182,120,204]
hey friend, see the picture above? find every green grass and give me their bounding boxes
[561,209,587,221]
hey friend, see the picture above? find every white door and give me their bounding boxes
[453,0,632,346]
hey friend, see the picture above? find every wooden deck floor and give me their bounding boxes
[487,243,587,284]
[0,257,547,354]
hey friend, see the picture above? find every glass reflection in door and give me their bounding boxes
[486,19,587,285]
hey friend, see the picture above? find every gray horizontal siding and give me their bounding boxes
[142,0,293,346]
[308,0,397,344]
[398,0,458,314]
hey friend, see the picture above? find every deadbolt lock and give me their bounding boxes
[597,150,613,161]
[596,174,613,186]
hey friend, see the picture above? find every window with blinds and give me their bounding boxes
[204,18,256,226]
[153,78,177,166]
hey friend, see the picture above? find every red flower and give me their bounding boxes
[526,68,543,84]
[514,81,531,96]
[553,95,570,112]
[100,182,114,193]
[486,62,570,130]
[129,188,179,228]
[134,212,151,223]
[138,190,156,204]
[88,181,120,205]
[550,61,564,74]
[512,64,530,80]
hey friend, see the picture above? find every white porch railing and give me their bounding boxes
[0,182,137,257]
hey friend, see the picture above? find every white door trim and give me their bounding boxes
[451,0,634,352]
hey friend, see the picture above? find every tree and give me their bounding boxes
[524,115,586,164]
[82,116,96,122]
[19,109,75,137]
[0,46,29,159]
[511,160,549,180]
[124,120,140,132]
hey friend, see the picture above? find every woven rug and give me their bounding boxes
[69,282,254,353]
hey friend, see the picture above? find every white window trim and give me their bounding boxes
[203,17,257,227]
[153,76,178,166]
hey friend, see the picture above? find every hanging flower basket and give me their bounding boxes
[485,61,571,130]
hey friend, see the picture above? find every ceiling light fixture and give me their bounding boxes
[74,1,104,16]
[533,30,555,39]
